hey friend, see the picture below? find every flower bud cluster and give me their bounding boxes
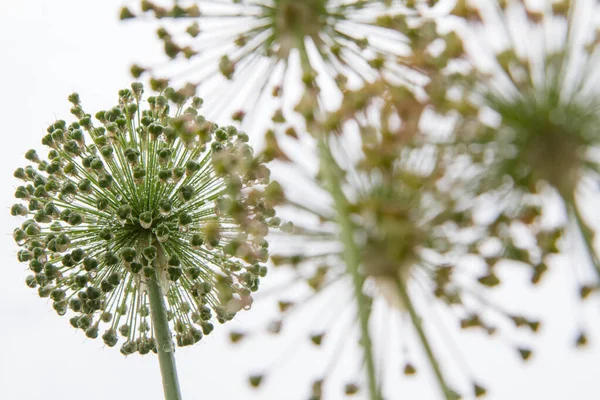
[12,83,280,354]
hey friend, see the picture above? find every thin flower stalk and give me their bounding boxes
[317,137,380,400]
[395,277,453,400]
[149,242,183,400]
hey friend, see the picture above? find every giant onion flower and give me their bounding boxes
[121,0,419,124]
[231,81,551,399]
[11,83,282,399]
[446,0,600,333]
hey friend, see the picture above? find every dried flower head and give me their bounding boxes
[11,83,280,355]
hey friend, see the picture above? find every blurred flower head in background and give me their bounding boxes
[120,0,434,127]
[11,83,282,355]
[230,79,557,399]
[447,0,600,336]
[452,0,600,201]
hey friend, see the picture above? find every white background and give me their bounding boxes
[0,1,599,399]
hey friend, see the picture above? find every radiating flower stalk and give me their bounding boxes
[11,84,282,400]
[316,134,381,399]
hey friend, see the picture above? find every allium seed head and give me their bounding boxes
[11,83,280,354]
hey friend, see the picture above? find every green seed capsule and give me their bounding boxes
[74,274,88,288]
[25,149,40,162]
[83,257,99,271]
[143,246,157,261]
[69,298,82,312]
[105,251,119,266]
[96,198,109,211]
[85,326,99,339]
[98,174,113,189]
[78,179,92,194]
[68,212,83,226]
[102,329,118,347]
[11,204,28,217]
[25,275,37,288]
[159,200,172,216]
[71,248,85,262]
[178,185,194,203]
[100,145,114,159]
[125,148,141,165]
[11,84,276,355]
[130,262,143,274]
[77,315,92,330]
[120,248,137,263]
[116,205,132,223]
[139,211,153,229]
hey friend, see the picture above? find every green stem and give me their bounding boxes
[569,202,600,279]
[395,278,453,400]
[317,138,380,400]
[148,244,183,400]
[294,30,378,398]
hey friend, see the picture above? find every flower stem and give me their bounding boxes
[148,245,183,400]
[395,278,453,400]
[317,138,380,400]
[569,202,600,279]
[295,31,378,398]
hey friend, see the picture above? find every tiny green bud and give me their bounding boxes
[105,251,119,266]
[178,185,194,203]
[121,248,137,263]
[116,205,132,223]
[83,257,99,271]
[139,211,153,229]
[130,261,143,274]
[159,200,172,216]
[143,245,157,261]
[11,204,28,217]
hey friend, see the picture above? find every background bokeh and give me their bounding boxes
[1,1,599,399]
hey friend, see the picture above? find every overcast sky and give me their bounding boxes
[0,1,599,399]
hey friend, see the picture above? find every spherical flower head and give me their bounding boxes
[353,183,427,304]
[11,83,280,355]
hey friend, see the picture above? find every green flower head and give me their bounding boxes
[11,83,281,355]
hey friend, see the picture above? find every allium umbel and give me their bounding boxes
[239,82,553,399]
[447,0,600,333]
[11,83,280,358]
[123,0,409,123]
